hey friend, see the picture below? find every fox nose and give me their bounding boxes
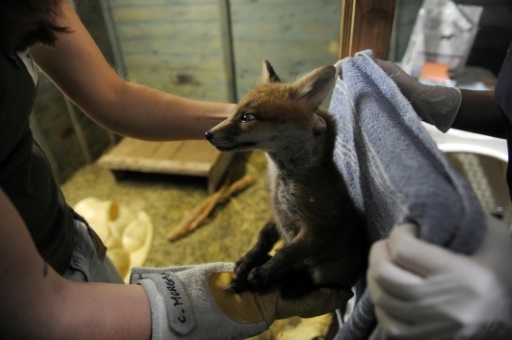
[205,131,213,140]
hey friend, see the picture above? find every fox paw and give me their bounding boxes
[234,253,271,280]
[232,253,272,293]
[246,266,276,293]
[229,275,252,293]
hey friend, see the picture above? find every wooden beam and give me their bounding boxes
[218,0,238,103]
[64,98,92,164]
[339,0,396,60]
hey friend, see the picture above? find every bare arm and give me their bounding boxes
[452,89,506,139]
[0,188,151,339]
[31,0,234,141]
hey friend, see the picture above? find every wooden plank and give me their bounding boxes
[115,22,220,40]
[112,4,219,22]
[218,0,238,102]
[32,74,86,182]
[120,37,222,55]
[229,0,340,102]
[127,66,227,85]
[126,140,162,158]
[231,2,340,23]
[123,54,223,69]
[64,99,92,163]
[98,139,233,193]
[234,43,338,71]
[152,142,183,160]
[339,0,356,59]
[117,83,227,102]
[104,138,160,157]
[98,150,207,175]
[339,0,396,60]
[233,24,339,42]
[172,140,219,165]
[108,0,216,7]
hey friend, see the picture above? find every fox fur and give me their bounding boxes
[205,61,369,298]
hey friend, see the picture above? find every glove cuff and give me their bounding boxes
[136,278,174,340]
[135,272,198,339]
[132,264,268,339]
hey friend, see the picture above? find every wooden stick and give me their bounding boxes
[220,175,256,202]
[166,175,255,241]
[166,180,230,241]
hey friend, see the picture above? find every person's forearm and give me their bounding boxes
[93,82,235,141]
[4,269,152,339]
[54,279,151,340]
[30,0,235,142]
[452,89,505,139]
[0,188,151,339]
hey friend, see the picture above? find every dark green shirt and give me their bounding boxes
[495,41,512,201]
[0,51,74,274]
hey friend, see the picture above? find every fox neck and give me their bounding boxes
[265,130,332,176]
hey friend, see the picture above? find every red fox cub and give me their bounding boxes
[205,61,368,298]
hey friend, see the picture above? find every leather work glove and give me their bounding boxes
[375,59,462,132]
[367,217,512,340]
[131,262,352,340]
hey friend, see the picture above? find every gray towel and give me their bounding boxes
[329,50,486,339]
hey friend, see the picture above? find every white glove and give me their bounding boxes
[376,59,462,133]
[131,262,351,339]
[367,217,512,340]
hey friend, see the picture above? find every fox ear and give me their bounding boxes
[312,113,327,135]
[261,60,282,83]
[293,65,336,109]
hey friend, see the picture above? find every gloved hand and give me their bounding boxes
[367,217,512,340]
[376,59,462,132]
[131,262,352,339]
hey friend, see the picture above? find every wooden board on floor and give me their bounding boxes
[97,138,234,193]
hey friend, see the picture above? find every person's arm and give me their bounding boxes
[454,89,505,139]
[376,60,506,138]
[0,187,152,339]
[30,0,235,141]
[0,185,350,339]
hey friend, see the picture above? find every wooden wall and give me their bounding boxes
[108,0,229,101]
[33,0,342,183]
[107,0,341,103]
[230,0,341,98]
[31,0,512,183]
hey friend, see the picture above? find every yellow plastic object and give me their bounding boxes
[73,197,154,283]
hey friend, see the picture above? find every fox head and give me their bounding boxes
[205,61,336,154]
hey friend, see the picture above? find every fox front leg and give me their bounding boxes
[231,219,280,293]
[246,228,319,297]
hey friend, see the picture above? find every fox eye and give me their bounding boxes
[241,113,257,122]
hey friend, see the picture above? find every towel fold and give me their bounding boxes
[329,50,486,339]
